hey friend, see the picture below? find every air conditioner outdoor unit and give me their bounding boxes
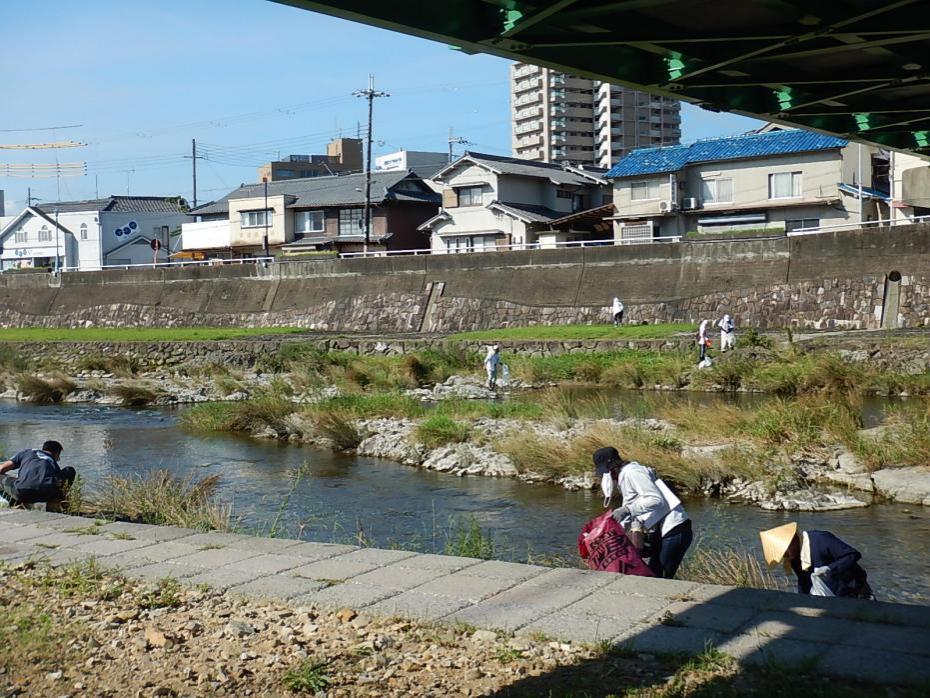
[681,197,700,210]
[658,200,678,213]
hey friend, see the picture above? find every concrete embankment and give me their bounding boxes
[1,224,929,331]
[2,508,928,687]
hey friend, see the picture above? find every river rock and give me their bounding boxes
[422,444,518,478]
[871,466,930,506]
[758,490,869,511]
[356,419,426,464]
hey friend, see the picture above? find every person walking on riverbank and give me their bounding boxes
[612,297,624,326]
[760,523,874,599]
[594,446,693,579]
[483,345,501,390]
[717,314,735,352]
[697,319,711,366]
[0,440,75,512]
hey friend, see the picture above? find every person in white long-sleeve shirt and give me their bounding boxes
[483,345,501,390]
[717,314,735,352]
[594,446,693,578]
[611,297,624,325]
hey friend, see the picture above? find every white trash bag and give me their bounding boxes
[810,570,835,597]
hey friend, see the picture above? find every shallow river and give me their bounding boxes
[1,401,927,605]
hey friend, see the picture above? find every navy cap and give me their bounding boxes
[592,446,623,476]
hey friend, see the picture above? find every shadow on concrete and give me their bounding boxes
[485,584,930,697]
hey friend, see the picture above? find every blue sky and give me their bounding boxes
[1,0,761,210]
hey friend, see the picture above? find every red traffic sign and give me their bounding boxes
[150,239,162,251]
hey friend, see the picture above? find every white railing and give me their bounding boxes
[339,236,682,259]
[60,257,274,273]
[787,214,930,237]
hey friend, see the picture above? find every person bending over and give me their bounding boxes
[0,440,75,512]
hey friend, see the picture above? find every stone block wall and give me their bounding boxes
[0,225,929,332]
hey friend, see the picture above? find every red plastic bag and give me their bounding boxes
[578,511,654,576]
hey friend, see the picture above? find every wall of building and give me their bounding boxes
[1,225,928,331]
[228,195,289,247]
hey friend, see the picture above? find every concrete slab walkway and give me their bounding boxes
[2,509,929,687]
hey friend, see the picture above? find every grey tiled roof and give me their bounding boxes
[488,201,565,224]
[36,196,186,214]
[191,172,438,217]
[442,152,603,187]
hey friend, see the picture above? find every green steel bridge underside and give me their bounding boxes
[272,0,930,155]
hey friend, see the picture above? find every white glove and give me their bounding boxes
[611,506,630,524]
[812,565,831,577]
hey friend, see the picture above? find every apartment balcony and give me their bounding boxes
[514,78,540,93]
[515,121,541,135]
[513,64,540,79]
[513,92,542,108]
[518,134,543,147]
[515,106,541,120]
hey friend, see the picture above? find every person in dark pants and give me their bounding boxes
[0,440,75,512]
[594,446,693,579]
[760,522,874,599]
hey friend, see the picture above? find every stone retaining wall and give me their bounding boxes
[1,225,929,331]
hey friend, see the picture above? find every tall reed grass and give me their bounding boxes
[87,470,231,531]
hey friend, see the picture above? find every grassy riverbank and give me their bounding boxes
[448,322,692,341]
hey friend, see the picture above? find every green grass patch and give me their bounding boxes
[444,516,495,559]
[448,322,691,342]
[415,415,471,448]
[282,658,331,693]
[0,327,307,342]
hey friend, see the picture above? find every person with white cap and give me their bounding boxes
[760,522,874,599]
[593,446,692,579]
[717,313,735,352]
[483,345,501,390]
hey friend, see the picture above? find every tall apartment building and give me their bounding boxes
[511,63,681,168]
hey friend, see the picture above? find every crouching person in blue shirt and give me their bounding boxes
[760,522,874,599]
[0,440,75,512]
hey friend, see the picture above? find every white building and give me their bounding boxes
[420,151,611,253]
[0,196,187,271]
[375,150,449,178]
[511,63,681,168]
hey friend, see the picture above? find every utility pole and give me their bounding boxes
[262,176,270,259]
[27,187,32,207]
[184,139,202,208]
[448,127,471,163]
[353,75,389,254]
[54,161,61,273]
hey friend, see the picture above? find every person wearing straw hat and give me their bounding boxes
[594,446,693,579]
[760,523,874,599]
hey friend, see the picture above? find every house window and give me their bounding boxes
[769,172,802,199]
[445,234,496,254]
[785,218,820,232]
[631,180,661,201]
[80,223,88,240]
[556,189,573,199]
[338,208,372,237]
[38,225,52,242]
[295,211,325,235]
[701,178,733,204]
[240,209,273,228]
[14,229,27,243]
[457,186,484,207]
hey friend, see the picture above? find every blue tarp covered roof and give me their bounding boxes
[838,183,891,202]
[606,130,848,178]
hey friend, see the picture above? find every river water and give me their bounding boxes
[1,400,927,605]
